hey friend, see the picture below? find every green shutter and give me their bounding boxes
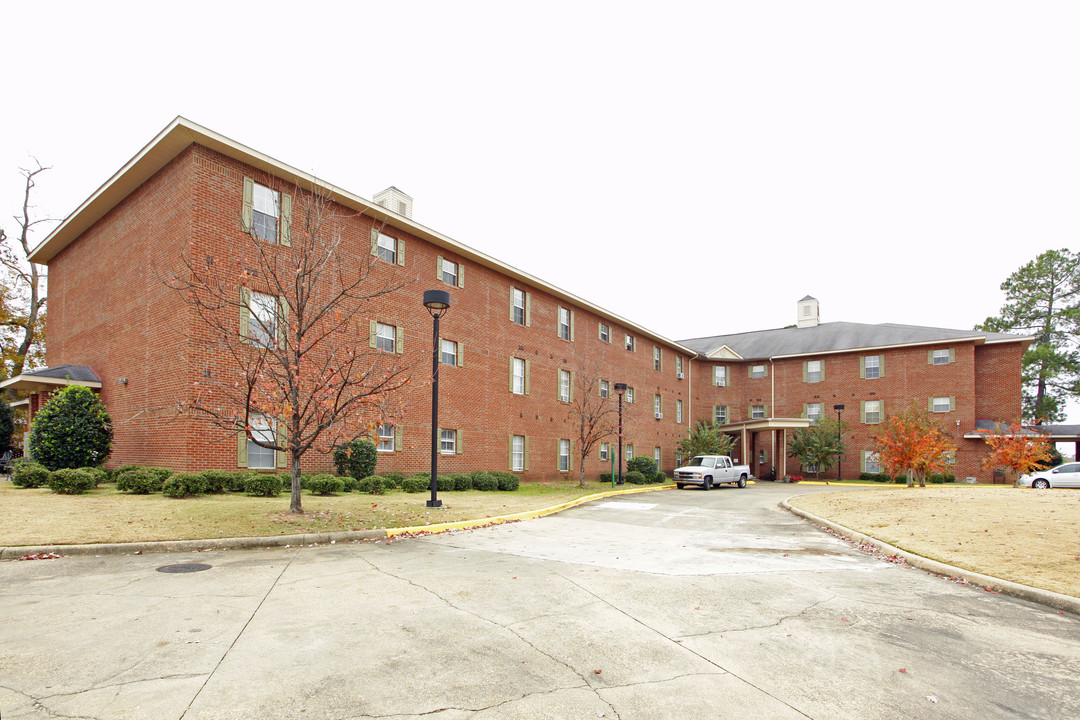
[395,426,403,452]
[861,401,867,424]
[928,350,934,365]
[928,397,935,412]
[713,405,719,422]
[277,296,288,348]
[242,178,254,233]
[457,264,465,288]
[396,239,405,266]
[456,429,463,454]
[396,326,404,355]
[802,404,808,419]
[509,288,515,322]
[457,342,465,367]
[950,396,956,411]
[859,357,865,379]
[239,287,251,339]
[880,400,885,418]
[436,256,444,281]
[370,228,379,257]
[525,292,531,327]
[569,439,574,470]
[524,360,531,395]
[570,310,575,342]
[802,361,808,383]
[509,358,515,392]
[569,372,575,403]
[765,364,769,378]
[949,348,955,363]
[524,436,530,471]
[508,435,513,470]
[237,427,248,467]
[280,193,292,246]
[820,361,825,382]
[369,320,377,349]
[748,365,753,378]
[764,404,769,417]
[860,452,867,473]
[879,355,885,378]
[276,416,287,467]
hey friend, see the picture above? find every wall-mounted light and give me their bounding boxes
[118,378,128,385]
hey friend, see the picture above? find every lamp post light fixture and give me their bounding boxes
[423,289,452,508]
[614,382,628,485]
[833,404,845,483]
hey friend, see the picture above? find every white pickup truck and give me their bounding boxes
[673,455,751,490]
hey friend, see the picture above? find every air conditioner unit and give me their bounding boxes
[676,372,684,379]
[655,412,663,419]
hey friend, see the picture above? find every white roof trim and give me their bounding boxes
[705,345,743,360]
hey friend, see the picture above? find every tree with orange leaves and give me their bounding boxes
[980,421,1055,486]
[871,405,956,487]
[169,182,413,513]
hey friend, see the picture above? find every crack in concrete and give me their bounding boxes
[334,682,620,719]
[676,596,834,639]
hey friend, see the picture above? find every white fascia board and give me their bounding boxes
[768,336,993,361]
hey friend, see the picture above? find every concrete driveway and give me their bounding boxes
[2,484,1078,719]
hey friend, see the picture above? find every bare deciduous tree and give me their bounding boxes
[565,357,618,487]
[1,161,50,378]
[169,181,413,513]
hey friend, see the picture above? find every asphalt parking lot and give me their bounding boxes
[2,483,1079,719]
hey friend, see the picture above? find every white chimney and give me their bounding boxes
[797,295,820,328]
[374,186,413,219]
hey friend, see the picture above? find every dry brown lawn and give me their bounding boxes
[0,481,625,547]
[790,486,1080,598]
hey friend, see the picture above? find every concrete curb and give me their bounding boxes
[0,484,675,559]
[782,497,1080,615]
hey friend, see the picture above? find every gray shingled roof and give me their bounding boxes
[23,365,102,383]
[678,322,1029,360]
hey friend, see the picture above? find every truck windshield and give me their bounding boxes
[688,457,714,468]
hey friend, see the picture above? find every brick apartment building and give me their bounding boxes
[3,118,1031,482]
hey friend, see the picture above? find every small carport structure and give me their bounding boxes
[0,365,103,455]
[722,417,812,481]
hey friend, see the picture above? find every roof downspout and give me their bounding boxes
[770,358,775,418]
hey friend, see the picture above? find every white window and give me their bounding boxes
[653,346,662,371]
[440,339,457,366]
[625,444,634,461]
[653,394,662,417]
[559,369,571,402]
[558,307,572,340]
[806,360,822,383]
[714,406,728,425]
[750,364,766,379]
[376,423,395,452]
[248,290,278,347]
[759,450,766,465]
[625,387,634,404]
[806,403,823,423]
[654,447,662,467]
[714,366,727,387]
[625,334,635,352]
[599,323,611,343]
[376,322,396,353]
[440,429,456,454]
[512,435,525,471]
[932,349,951,365]
[441,259,457,286]
[676,399,683,423]
[599,380,610,398]
[864,400,881,424]
[932,396,952,413]
[676,356,684,377]
[751,405,766,419]
[864,355,881,379]
[248,414,276,469]
[512,288,526,325]
[376,232,397,263]
[252,184,279,243]
[864,451,882,474]
[512,358,526,395]
[599,442,610,461]
[558,439,570,472]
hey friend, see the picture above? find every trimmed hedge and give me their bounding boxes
[48,467,98,494]
[382,472,404,488]
[117,468,171,494]
[401,477,427,493]
[244,474,282,496]
[163,472,208,498]
[627,456,658,479]
[625,470,647,485]
[470,472,498,491]
[12,461,51,488]
[452,473,472,491]
[307,474,342,495]
[493,472,519,491]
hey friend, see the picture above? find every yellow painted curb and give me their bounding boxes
[385,484,676,538]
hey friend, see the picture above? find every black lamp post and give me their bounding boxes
[833,404,845,483]
[424,289,451,508]
[614,382,628,485]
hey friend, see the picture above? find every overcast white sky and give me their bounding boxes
[2,3,1077,366]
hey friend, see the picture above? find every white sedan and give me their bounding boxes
[1017,462,1080,489]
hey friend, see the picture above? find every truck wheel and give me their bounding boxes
[676,483,684,489]
[738,475,747,488]
[703,477,712,491]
